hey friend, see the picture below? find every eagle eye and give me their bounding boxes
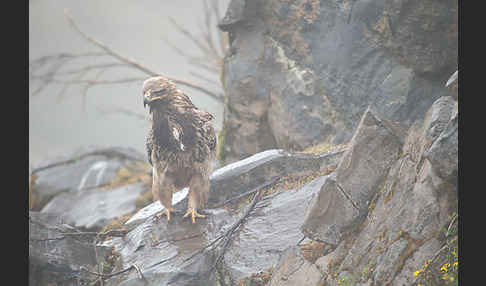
[152,88,167,96]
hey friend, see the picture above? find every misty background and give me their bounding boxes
[29,0,228,168]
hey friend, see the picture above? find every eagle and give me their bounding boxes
[142,76,216,223]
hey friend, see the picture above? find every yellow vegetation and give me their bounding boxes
[300,240,327,263]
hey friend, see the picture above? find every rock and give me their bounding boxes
[446,70,458,100]
[268,246,323,286]
[222,175,328,281]
[425,101,458,187]
[29,211,111,286]
[30,146,146,211]
[124,188,189,227]
[301,108,403,245]
[41,182,148,230]
[218,0,457,164]
[101,174,330,286]
[217,0,246,31]
[208,148,345,207]
[318,96,458,285]
[104,208,233,286]
[122,148,344,228]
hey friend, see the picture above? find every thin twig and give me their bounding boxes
[210,176,280,209]
[80,264,141,279]
[210,188,264,271]
[29,229,128,242]
[181,187,267,273]
[446,213,458,238]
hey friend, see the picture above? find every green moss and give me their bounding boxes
[135,190,153,210]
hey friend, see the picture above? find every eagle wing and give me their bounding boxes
[146,128,153,166]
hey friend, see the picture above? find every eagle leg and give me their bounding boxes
[155,207,175,221]
[183,208,206,224]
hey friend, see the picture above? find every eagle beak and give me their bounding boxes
[143,91,150,108]
[144,90,164,108]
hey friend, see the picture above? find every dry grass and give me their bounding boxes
[99,214,132,235]
[300,240,328,263]
[103,161,152,191]
[238,267,273,286]
[302,142,348,155]
[262,168,335,197]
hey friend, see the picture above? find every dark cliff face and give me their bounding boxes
[218,0,457,164]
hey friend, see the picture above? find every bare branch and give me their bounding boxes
[189,71,221,88]
[29,10,224,106]
[201,0,218,58]
[97,106,148,121]
[56,63,128,76]
[50,77,145,85]
[81,264,144,280]
[162,0,227,101]
[168,17,215,60]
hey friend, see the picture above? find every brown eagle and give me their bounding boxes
[142,76,216,223]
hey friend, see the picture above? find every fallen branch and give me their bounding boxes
[210,188,263,271]
[29,228,128,242]
[180,187,266,274]
[81,264,144,280]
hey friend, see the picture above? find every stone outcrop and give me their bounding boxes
[30,146,147,212]
[42,182,148,230]
[270,95,457,286]
[218,0,457,164]
[30,146,151,230]
[29,212,112,286]
[301,108,404,245]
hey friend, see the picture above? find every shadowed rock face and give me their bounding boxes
[218,0,457,164]
[301,108,403,245]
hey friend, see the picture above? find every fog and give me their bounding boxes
[29,0,228,167]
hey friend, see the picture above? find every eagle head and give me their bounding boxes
[142,76,176,110]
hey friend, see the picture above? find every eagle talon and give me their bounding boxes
[155,208,175,221]
[183,208,206,224]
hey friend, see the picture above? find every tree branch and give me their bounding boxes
[64,10,223,102]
